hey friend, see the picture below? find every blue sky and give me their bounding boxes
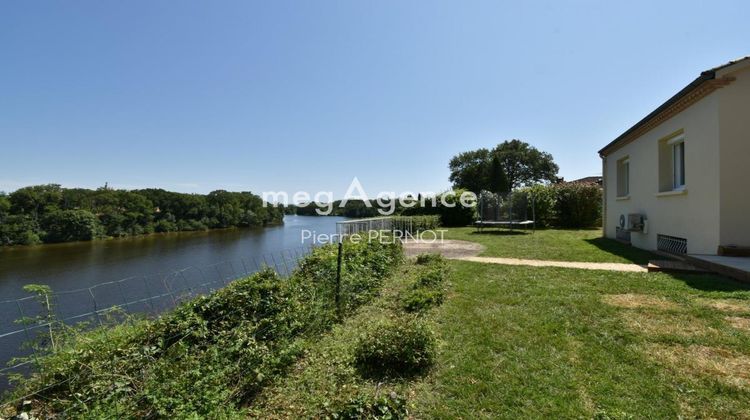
[1,1,748,199]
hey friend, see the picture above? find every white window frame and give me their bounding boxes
[668,136,685,190]
[616,157,630,198]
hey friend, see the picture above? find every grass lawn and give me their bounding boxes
[442,227,660,264]
[251,232,750,418]
[412,261,750,418]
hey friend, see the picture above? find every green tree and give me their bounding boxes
[9,184,63,220]
[2,185,281,246]
[0,192,10,222]
[487,155,510,194]
[448,149,491,194]
[493,139,558,189]
[449,140,558,193]
[0,214,42,245]
[42,209,103,243]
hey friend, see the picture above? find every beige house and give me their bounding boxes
[599,56,750,256]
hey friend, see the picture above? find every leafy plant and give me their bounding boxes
[414,253,445,266]
[401,288,445,313]
[325,392,408,419]
[353,317,435,379]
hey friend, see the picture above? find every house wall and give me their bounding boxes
[603,92,721,254]
[717,64,750,247]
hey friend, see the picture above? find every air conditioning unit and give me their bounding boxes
[627,214,646,233]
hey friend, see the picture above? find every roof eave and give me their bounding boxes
[598,71,715,157]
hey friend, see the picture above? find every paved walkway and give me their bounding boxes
[403,239,647,273]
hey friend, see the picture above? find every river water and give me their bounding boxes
[0,215,345,389]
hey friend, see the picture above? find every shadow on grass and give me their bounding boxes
[584,237,661,265]
[666,272,750,293]
[469,230,530,236]
[586,238,750,292]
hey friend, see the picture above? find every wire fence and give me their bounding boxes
[336,215,441,237]
[0,243,319,393]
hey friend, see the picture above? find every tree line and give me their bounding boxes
[0,184,284,246]
[287,191,477,227]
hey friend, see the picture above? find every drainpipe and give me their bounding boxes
[601,155,607,238]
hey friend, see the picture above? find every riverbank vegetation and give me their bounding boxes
[1,238,406,418]
[0,184,284,246]
[250,253,449,418]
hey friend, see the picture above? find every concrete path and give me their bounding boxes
[402,239,647,273]
[402,239,485,259]
[458,256,648,272]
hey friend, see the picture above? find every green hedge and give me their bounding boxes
[514,183,602,228]
[400,189,477,227]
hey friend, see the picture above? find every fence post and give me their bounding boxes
[335,240,343,320]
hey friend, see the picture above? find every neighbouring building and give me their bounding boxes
[599,56,750,256]
[561,176,603,186]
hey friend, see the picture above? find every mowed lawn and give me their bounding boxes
[442,227,660,264]
[253,230,750,418]
[412,260,750,418]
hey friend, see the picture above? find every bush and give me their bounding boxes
[414,253,444,265]
[436,189,476,227]
[515,184,556,227]
[325,392,407,419]
[402,288,445,313]
[401,257,448,313]
[353,317,435,378]
[554,183,602,228]
[415,268,446,288]
[391,215,440,233]
[154,218,178,233]
[487,183,601,228]
[400,189,477,227]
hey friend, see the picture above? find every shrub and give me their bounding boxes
[154,218,178,232]
[176,219,208,231]
[400,189,477,227]
[436,189,476,227]
[402,255,448,313]
[414,253,444,266]
[414,268,446,288]
[554,183,602,228]
[391,215,440,233]
[325,392,407,419]
[515,184,556,227]
[489,183,601,228]
[402,288,445,313]
[353,317,435,378]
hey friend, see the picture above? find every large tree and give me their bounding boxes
[448,148,491,194]
[449,140,558,193]
[493,139,558,189]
